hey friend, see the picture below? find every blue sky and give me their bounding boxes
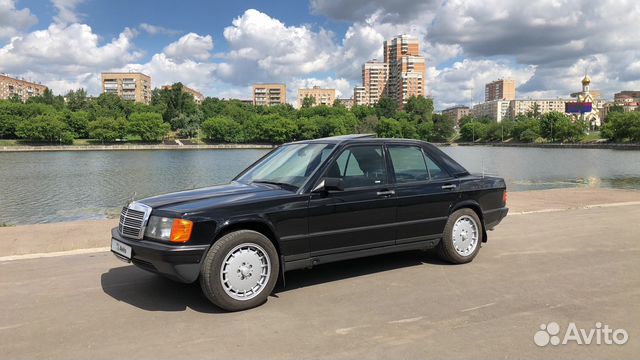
[1,0,639,109]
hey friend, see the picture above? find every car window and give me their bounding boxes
[326,145,387,188]
[388,146,429,183]
[425,154,450,180]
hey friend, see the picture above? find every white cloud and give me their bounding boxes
[51,0,84,24]
[215,9,339,84]
[162,33,213,62]
[139,23,181,36]
[0,23,142,94]
[0,0,37,38]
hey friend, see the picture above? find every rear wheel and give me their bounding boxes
[437,208,482,264]
[200,230,279,311]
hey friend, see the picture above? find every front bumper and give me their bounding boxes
[110,227,209,283]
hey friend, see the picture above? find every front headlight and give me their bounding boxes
[145,216,193,243]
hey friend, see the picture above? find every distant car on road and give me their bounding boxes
[111,135,508,311]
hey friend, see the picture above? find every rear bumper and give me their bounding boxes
[485,207,509,230]
[110,228,208,283]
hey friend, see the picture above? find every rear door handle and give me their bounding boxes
[376,190,396,197]
[441,184,457,190]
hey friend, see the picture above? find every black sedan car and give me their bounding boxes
[111,135,508,311]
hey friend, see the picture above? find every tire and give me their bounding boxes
[200,230,279,311]
[437,208,483,264]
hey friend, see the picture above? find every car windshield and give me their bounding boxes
[236,143,336,190]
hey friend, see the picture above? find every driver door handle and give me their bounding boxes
[441,184,457,190]
[376,189,395,197]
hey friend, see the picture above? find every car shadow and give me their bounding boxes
[100,266,224,313]
[275,249,448,293]
[101,249,448,313]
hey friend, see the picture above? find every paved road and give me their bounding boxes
[1,204,639,359]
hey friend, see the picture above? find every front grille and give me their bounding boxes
[118,203,151,239]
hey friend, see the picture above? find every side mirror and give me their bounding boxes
[312,177,344,192]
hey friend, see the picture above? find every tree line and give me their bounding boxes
[1,83,639,144]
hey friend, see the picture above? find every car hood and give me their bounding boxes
[138,181,287,213]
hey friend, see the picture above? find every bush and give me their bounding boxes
[88,117,127,142]
[127,112,170,142]
[376,117,402,138]
[15,115,74,144]
[601,111,640,142]
[201,116,244,143]
[459,122,488,142]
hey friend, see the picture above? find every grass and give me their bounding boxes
[0,223,15,227]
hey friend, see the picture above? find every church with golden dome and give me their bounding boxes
[570,74,605,129]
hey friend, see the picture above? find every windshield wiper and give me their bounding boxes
[251,180,298,191]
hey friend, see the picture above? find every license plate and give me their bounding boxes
[111,239,132,259]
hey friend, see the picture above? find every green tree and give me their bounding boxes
[404,96,433,122]
[297,117,320,140]
[459,121,488,142]
[601,111,640,142]
[15,114,74,144]
[65,89,89,112]
[301,96,316,108]
[376,118,402,138]
[9,94,22,103]
[375,97,398,119]
[350,104,376,121]
[0,114,20,138]
[87,117,127,142]
[540,112,573,142]
[62,111,90,138]
[526,102,542,119]
[127,112,170,142]
[430,114,456,142]
[201,116,244,143]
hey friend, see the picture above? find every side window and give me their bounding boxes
[389,146,429,183]
[424,154,450,180]
[326,146,387,188]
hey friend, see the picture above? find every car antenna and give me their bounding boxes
[482,158,485,178]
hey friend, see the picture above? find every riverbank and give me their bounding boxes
[0,143,275,152]
[452,142,640,150]
[2,187,640,259]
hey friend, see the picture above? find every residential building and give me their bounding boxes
[613,90,640,112]
[485,79,516,102]
[353,86,367,106]
[0,74,48,102]
[442,105,470,125]
[297,86,336,108]
[472,100,512,122]
[336,98,354,109]
[161,84,204,104]
[384,34,426,106]
[252,83,286,106]
[510,99,571,118]
[356,60,388,106]
[101,72,151,104]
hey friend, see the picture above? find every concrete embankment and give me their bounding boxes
[454,142,640,150]
[0,144,275,152]
[1,187,639,259]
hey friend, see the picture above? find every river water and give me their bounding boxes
[1,146,639,225]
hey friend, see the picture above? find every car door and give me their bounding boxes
[307,144,397,256]
[387,144,459,244]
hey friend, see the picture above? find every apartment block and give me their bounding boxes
[354,86,367,106]
[101,72,151,104]
[297,86,336,108]
[485,79,516,102]
[161,84,204,104]
[336,98,354,109]
[442,105,470,124]
[357,60,388,106]
[510,99,571,118]
[0,74,48,102]
[613,91,640,111]
[384,34,426,106]
[472,100,512,122]
[253,84,286,106]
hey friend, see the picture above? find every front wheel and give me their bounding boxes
[437,208,482,264]
[200,230,279,311]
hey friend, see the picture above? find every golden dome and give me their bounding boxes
[582,75,591,85]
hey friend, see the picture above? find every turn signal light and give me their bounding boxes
[170,219,193,243]
[503,190,508,205]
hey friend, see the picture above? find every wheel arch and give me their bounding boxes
[212,218,282,255]
[450,200,488,243]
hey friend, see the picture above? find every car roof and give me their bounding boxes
[288,134,428,146]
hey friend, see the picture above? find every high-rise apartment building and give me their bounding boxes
[384,34,426,106]
[101,72,151,104]
[297,86,336,108]
[0,74,48,102]
[161,84,204,104]
[354,35,426,107]
[354,86,367,106]
[253,84,286,106]
[485,79,516,102]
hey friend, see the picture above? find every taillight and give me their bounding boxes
[503,190,508,205]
